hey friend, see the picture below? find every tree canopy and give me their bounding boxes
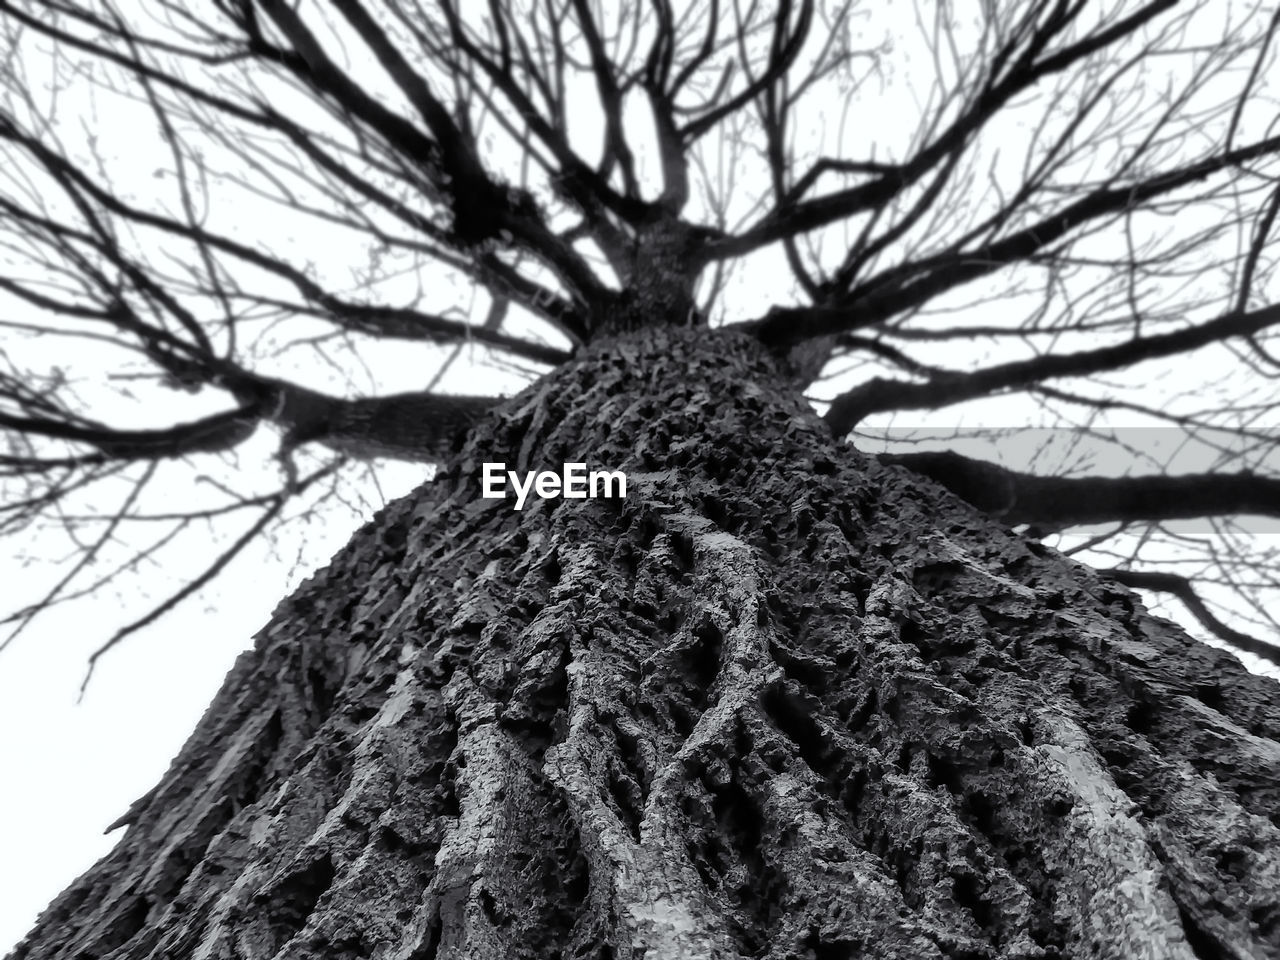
[2,0,1279,675]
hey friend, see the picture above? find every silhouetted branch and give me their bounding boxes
[751,133,1280,347]
[0,404,262,461]
[827,304,1280,435]
[1100,567,1280,668]
[710,0,1182,262]
[882,448,1280,529]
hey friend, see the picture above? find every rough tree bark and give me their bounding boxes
[11,328,1280,960]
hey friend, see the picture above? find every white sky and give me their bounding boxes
[3,1,1280,949]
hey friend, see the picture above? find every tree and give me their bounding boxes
[5,1,1280,956]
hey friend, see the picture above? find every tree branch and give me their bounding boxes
[750,132,1280,347]
[1100,568,1280,668]
[0,406,262,461]
[826,304,1280,435]
[879,449,1280,532]
[708,0,1181,261]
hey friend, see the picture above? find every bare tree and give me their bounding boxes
[5,2,1280,956]
[3,1,1280,669]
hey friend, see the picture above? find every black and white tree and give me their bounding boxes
[3,1,1280,957]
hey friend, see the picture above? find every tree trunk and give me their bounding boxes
[11,328,1280,960]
